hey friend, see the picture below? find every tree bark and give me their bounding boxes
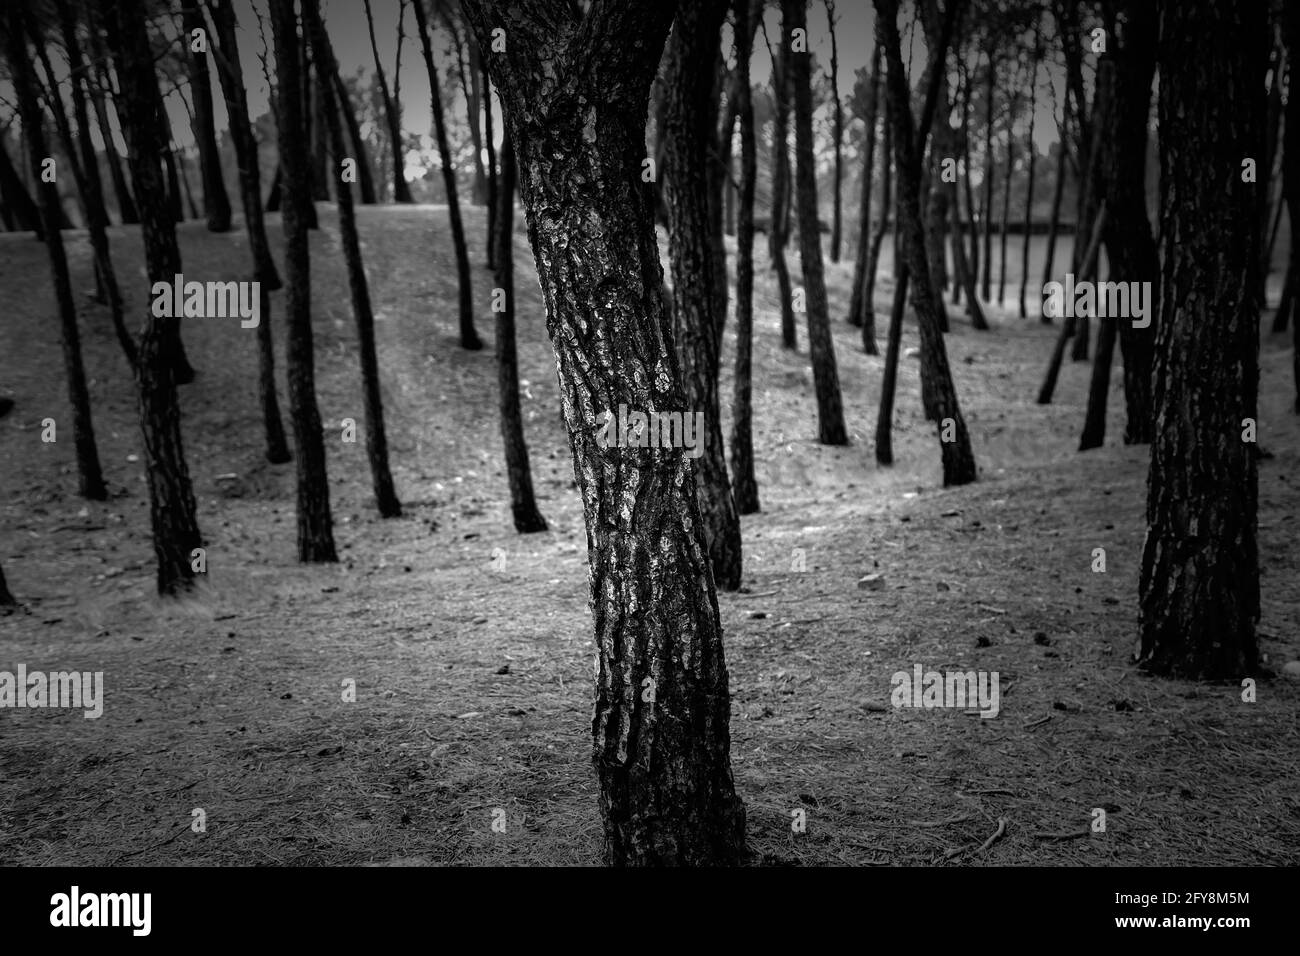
[1041,140,1066,323]
[306,0,401,518]
[102,0,205,594]
[1285,0,1300,411]
[461,0,746,866]
[826,0,843,262]
[768,34,797,350]
[484,65,497,270]
[980,49,994,301]
[731,0,760,515]
[1018,25,1040,319]
[412,0,482,350]
[847,44,881,331]
[786,0,848,446]
[875,0,977,486]
[996,97,1016,304]
[7,4,107,501]
[875,262,908,465]
[271,0,338,562]
[181,3,232,231]
[363,0,413,203]
[665,0,744,589]
[864,91,892,354]
[1139,0,1264,679]
[206,0,291,464]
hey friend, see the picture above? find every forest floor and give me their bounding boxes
[0,206,1297,866]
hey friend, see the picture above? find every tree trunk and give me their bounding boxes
[786,0,848,446]
[103,0,204,594]
[980,50,994,301]
[826,0,843,262]
[863,92,892,354]
[7,5,107,501]
[85,48,139,224]
[875,0,977,486]
[731,0,760,515]
[0,561,15,607]
[271,0,338,563]
[462,0,746,866]
[484,65,497,270]
[1139,0,1264,679]
[181,4,232,232]
[206,0,291,464]
[665,0,744,589]
[413,0,482,350]
[363,0,412,203]
[996,105,1016,304]
[1019,27,1041,319]
[306,0,401,518]
[1041,141,1066,322]
[0,135,42,234]
[1286,0,1300,411]
[769,38,797,350]
[847,45,881,330]
[446,14,488,205]
[1037,203,1106,404]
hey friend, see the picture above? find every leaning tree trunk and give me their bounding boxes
[664,0,743,590]
[7,5,107,502]
[181,5,232,232]
[847,45,882,330]
[876,0,977,487]
[363,0,413,203]
[308,0,401,519]
[271,0,338,563]
[1138,0,1264,679]
[786,0,848,446]
[206,0,291,465]
[875,262,909,465]
[770,41,797,350]
[412,0,481,350]
[863,93,893,354]
[731,0,760,515]
[490,134,548,532]
[1040,141,1067,323]
[102,0,204,595]
[86,52,139,224]
[461,0,746,866]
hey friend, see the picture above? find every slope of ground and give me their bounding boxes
[0,205,1296,866]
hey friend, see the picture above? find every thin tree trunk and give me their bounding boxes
[181,4,232,231]
[271,0,338,562]
[1139,0,1263,678]
[768,30,797,350]
[1037,203,1107,404]
[731,0,760,515]
[7,5,106,501]
[996,100,1017,304]
[980,49,994,300]
[463,0,746,865]
[826,0,843,262]
[665,0,744,589]
[848,45,882,330]
[863,89,892,354]
[786,0,848,446]
[875,262,908,465]
[484,65,497,271]
[363,0,413,203]
[1041,141,1066,322]
[102,0,204,594]
[1019,26,1040,319]
[86,50,139,224]
[413,0,482,350]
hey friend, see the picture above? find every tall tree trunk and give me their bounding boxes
[1041,141,1066,322]
[864,91,893,354]
[7,5,107,501]
[1139,0,1263,678]
[786,0,848,446]
[996,100,1016,304]
[102,0,204,594]
[769,37,797,350]
[462,0,746,866]
[731,0,760,515]
[446,14,488,205]
[85,48,139,224]
[847,45,882,330]
[331,70,377,205]
[306,0,401,518]
[1285,0,1300,411]
[665,0,743,589]
[181,4,232,232]
[980,49,994,301]
[875,0,977,486]
[484,65,497,271]
[413,0,482,350]
[1037,203,1106,404]
[875,261,908,465]
[271,0,338,562]
[1018,25,1041,319]
[206,0,291,464]
[825,0,843,262]
[490,133,548,532]
[363,0,413,203]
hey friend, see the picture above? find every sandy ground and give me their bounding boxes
[0,205,1296,866]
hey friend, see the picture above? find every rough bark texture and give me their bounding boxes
[1081,1,1157,450]
[484,65,497,270]
[785,0,848,446]
[102,0,204,594]
[206,0,291,465]
[826,0,843,262]
[1286,0,1300,412]
[363,0,413,203]
[731,0,760,515]
[412,0,481,350]
[769,39,797,350]
[271,0,338,563]
[307,0,401,519]
[491,134,548,532]
[7,5,106,501]
[664,0,744,589]
[1138,0,1263,679]
[181,4,232,232]
[876,0,976,486]
[460,0,746,866]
